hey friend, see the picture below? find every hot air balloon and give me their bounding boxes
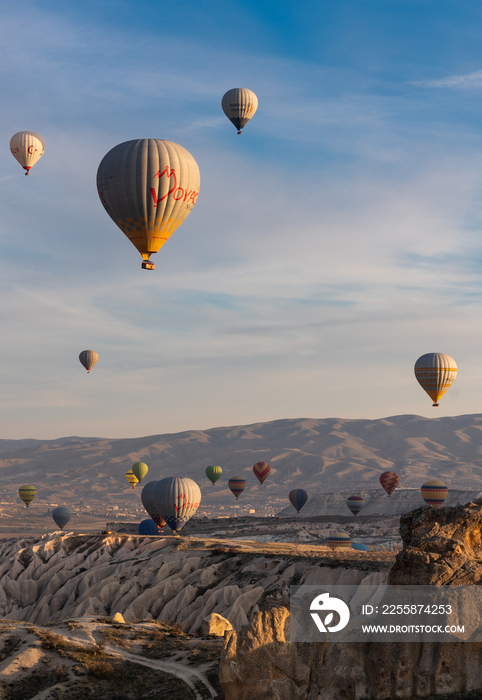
[327,532,352,550]
[289,489,308,514]
[10,131,45,175]
[79,350,98,373]
[346,495,364,516]
[138,519,159,536]
[141,481,166,529]
[414,353,457,407]
[148,477,201,534]
[421,479,448,508]
[380,471,400,497]
[52,507,71,530]
[253,462,270,485]
[18,485,37,507]
[126,469,139,489]
[222,89,258,134]
[132,462,148,483]
[228,477,246,500]
[352,543,369,552]
[206,465,222,485]
[97,139,200,270]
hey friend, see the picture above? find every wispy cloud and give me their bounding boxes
[410,69,482,88]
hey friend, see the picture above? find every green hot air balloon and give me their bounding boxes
[132,462,149,483]
[206,465,222,485]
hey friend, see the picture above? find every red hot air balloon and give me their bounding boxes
[380,471,400,497]
[346,495,364,516]
[228,477,246,500]
[253,462,270,485]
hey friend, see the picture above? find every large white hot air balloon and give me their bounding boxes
[414,353,457,407]
[222,89,258,134]
[10,131,45,175]
[97,139,200,270]
[149,477,201,535]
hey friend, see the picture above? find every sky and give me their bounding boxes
[1,0,482,438]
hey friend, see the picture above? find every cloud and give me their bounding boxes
[410,70,482,89]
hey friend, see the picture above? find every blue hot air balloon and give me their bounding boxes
[138,519,159,536]
[150,477,201,534]
[52,507,71,530]
[288,489,308,514]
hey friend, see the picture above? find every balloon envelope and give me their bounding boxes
[327,532,352,549]
[253,462,270,485]
[79,350,98,373]
[132,462,148,482]
[97,139,200,267]
[380,471,400,497]
[149,477,201,533]
[222,88,258,133]
[52,507,71,530]
[228,477,246,500]
[414,353,457,406]
[126,469,139,489]
[206,465,222,485]
[141,481,166,528]
[346,495,364,516]
[352,543,369,552]
[18,485,36,507]
[289,489,308,513]
[10,131,45,174]
[138,519,159,536]
[421,479,448,508]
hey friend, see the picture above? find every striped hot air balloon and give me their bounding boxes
[228,477,246,500]
[79,350,98,373]
[380,471,400,497]
[253,462,270,485]
[289,489,308,514]
[126,470,139,489]
[221,88,258,134]
[421,480,448,509]
[97,139,200,270]
[327,532,352,550]
[346,495,364,516]
[18,485,37,507]
[414,353,457,407]
[10,131,45,175]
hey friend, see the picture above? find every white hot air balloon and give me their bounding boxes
[97,139,200,270]
[414,353,457,407]
[10,131,45,175]
[222,88,258,134]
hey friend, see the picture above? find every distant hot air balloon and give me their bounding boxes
[228,477,246,500]
[421,479,448,509]
[222,89,258,134]
[52,507,71,530]
[206,465,222,485]
[327,532,352,550]
[346,495,364,516]
[380,471,400,497]
[138,519,159,536]
[10,131,45,175]
[352,543,369,552]
[18,485,37,508]
[79,350,98,373]
[289,489,308,514]
[141,481,166,529]
[97,139,200,270]
[149,477,201,534]
[414,353,457,407]
[132,462,148,483]
[253,462,270,485]
[126,469,139,489]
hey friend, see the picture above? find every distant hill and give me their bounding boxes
[1,414,482,510]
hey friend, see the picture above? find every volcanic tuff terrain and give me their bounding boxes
[2,414,482,521]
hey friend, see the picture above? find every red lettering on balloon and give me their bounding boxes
[150,166,178,206]
[27,145,36,154]
[173,187,185,201]
[174,493,187,511]
[98,190,107,205]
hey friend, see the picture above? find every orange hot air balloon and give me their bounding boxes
[380,471,400,497]
[253,462,270,485]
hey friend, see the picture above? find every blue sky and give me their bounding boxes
[1,0,482,438]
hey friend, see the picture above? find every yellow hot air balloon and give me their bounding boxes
[222,89,258,134]
[10,131,45,175]
[18,485,37,507]
[126,469,139,489]
[414,353,457,407]
[97,139,200,270]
